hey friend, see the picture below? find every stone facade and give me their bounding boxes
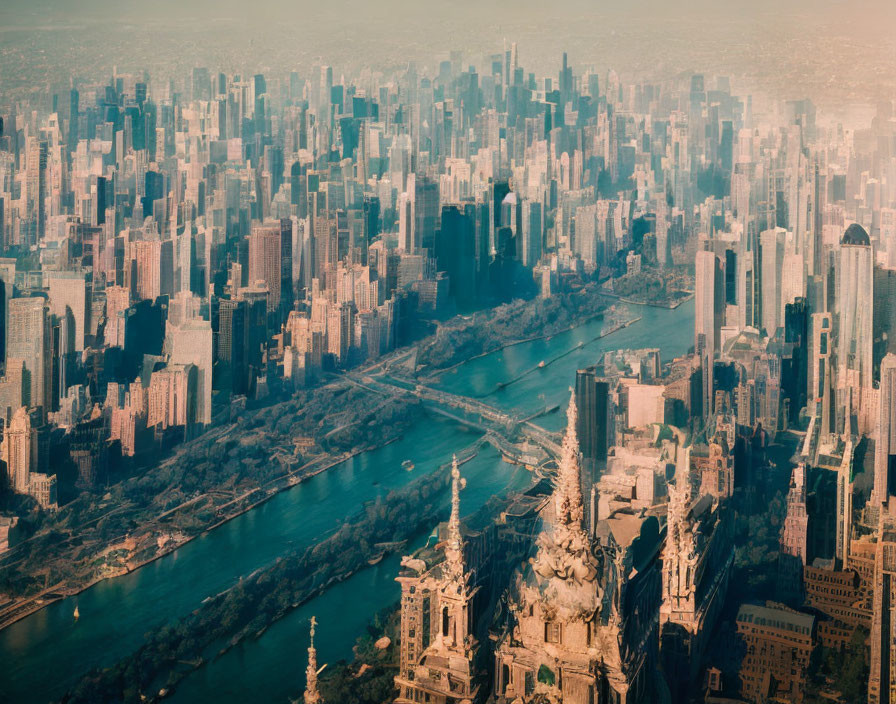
[660,448,733,702]
[395,458,480,704]
[492,394,661,704]
[736,603,815,704]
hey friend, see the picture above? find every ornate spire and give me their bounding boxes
[304,616,322,704]
[663,453,697,607]
[555,390,585,528]
[531,391,600,619]
[444,454,465,582]
[667,456,689,539]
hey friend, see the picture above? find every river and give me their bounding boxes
[0,299,693,703]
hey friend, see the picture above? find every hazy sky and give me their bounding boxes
[2,0,892,25]
[1,0,893,114]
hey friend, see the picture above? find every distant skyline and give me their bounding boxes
[1,0,894,119]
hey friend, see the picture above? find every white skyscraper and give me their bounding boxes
[836,224,874,430]
[48,271,88,353]
[167,318,213,426]
[7,297,51,413]
[695,247,723,416]
[781,252,806,322]
[760,228,785,337]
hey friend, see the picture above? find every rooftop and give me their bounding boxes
[736,603,814,636]
[841,223,870,246]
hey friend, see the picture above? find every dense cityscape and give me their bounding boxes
[1,2,896,703]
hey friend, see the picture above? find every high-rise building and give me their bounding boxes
[24,137,47,243]
[414,177,440,254]
[760,227,785,336]
[217,298,249,395]
[130,239,163,302]
[695,248,723,417]
[249,219,293,318]
[147,363,197,429]
[778,463,809,604]
[436,204,476,308]
[47,271,88,353]
[0,257,15,362]
[248,221,285,314]
[808,312,834,435]
[3,405,35,492]
[874,267,896,377]
[7,297,51,413]
[520,199,543,268]
[167,318,213,426]
[836,224,874,430]
[104,285,130,348]
[873,354,896,511]
[575,366,613,466]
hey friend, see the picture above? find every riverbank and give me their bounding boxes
[0,439,403,632]
[599,288,695,309]
[416,282,615,371]
[63,468,458,703]
[420,305,611,381]
[0,389,423,631]
[0,284,626,628]
[603,264,695,309]
[618,291,694,309]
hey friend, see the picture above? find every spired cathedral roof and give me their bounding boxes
[527,392,601,621]
[841,223,870,246]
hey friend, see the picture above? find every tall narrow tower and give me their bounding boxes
[304,617,321,704]
[873,354,896,511]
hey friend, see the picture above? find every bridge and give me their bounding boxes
[344,371,563,458]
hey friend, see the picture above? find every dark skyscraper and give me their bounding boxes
[436,204,476,309]
[575,366,611,468]
[414,178,439,253]
[217,298,248,395]
[143,170,164,218]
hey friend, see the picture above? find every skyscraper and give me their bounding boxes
[217,298,249,395]
[4,405,35,492]
[836,224,874,431]
[808,311,834,434]
[436,204,476,309]
[760,227,785,336]
[167,318,213,426]
[414,177,439,254]
[873,354,896,511]
[695,248,723,417]
[520,199,543,268]
[47,271,88,353]
[248,221,287,315]
[575,366,612,492]
[7,297,51,413]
